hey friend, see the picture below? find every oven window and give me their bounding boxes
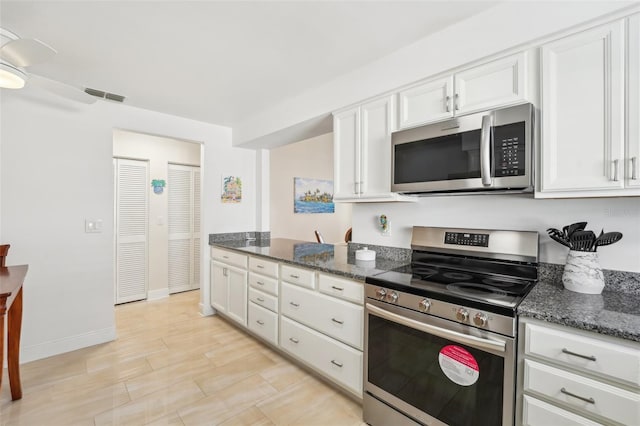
[394,129,483,184]
[367,314,504,426]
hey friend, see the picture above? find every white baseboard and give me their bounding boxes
[20,326,116,364]
[147,288,170,301]
[200,302,215,316]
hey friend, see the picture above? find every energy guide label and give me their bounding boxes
[438,345,479,386]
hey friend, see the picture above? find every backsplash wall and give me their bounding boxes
[351,194,640,273]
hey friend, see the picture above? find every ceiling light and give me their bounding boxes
[0,62,27,89]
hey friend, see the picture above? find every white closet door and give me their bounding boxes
[192,168,201,289]
[114,158,149,304]
[168,164,200,293]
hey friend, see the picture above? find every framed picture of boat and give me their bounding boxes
[294,177,334,214]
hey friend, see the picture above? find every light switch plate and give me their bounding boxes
[85,219,103,233]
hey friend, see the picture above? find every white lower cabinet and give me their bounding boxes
[519,318,640,426]
[281,282,363,350]
[248,302,278,346]
[280,316,363,396]
[210,248,365,398]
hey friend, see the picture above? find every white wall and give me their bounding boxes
[270,133,351,243]
[234,1,636,147]
[0,86,256,362]
[113,130,201,297]
[352,195,640,273]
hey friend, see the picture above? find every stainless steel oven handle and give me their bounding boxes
[366,303,506,353]
[480,114,493,186]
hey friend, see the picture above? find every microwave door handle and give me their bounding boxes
[480,114,493,186]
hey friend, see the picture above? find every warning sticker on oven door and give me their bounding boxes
[438,345,479,386]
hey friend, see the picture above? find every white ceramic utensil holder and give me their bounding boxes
[562,250,605,294]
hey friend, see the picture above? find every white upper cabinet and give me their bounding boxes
[398,76,453,129]
[333,95,414,202]
[398,52,528,130]
[628,14,640,189]
[539,20,626,194]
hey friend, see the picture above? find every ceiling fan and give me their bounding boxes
[0,27,97,104]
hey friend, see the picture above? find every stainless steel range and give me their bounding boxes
[363,226,539,426]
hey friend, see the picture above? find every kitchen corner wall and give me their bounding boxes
[352,195,640,273]
[270,133,351,244]
[0,86,256,362]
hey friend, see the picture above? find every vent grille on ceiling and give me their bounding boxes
[84,87,126,103]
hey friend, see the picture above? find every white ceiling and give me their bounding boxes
[0,1,499,127]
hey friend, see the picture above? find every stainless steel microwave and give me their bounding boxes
[391,103,534,194]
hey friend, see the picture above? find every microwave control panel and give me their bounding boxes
[494,122,526,177]
[444,232,489,247]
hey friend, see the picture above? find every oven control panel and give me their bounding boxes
[444,232,489,247]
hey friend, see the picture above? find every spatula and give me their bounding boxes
[547,228,571,248]
[594,231,623,249]
[570,230,596,252]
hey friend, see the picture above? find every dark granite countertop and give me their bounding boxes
[518,266,640,343]
[210,238,409,281]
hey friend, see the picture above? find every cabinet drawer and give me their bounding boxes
[248,287,278,313]
[248,303,278,346]
[524,322,640,387]
[522,395,602,426]
[280,264,315,289]
[211,247,247,268]
[318,274,363,305]
[249,272,278,296]
[280,316,362,397]
[281,282,363,350]
[523,360,640,426]
[249,256,279,278]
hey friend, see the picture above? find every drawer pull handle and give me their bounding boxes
[256,320,265,325]
[560,388,595,405]
[257,297,265,302]
[289,302,300,308]
[331,318,344,325]
[331,286,344,291]
[289,337,299,344]
[290,274,300,279]
[331,360,343,368]
[562,348,596,362]
[256,281,264,285]
[222,255,229,259]
[257,265,264,269]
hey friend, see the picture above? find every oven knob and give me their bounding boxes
[386,291,399,303]
[456,308,469,322]
[376,288,387,299]
[473,312,488,327]
[418,299,431,312]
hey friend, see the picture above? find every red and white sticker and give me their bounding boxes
[438,345,479,386]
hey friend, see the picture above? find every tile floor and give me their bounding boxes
[0,290,364,425]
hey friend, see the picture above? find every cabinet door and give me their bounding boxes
[333,107,361,199]
[455,52,527,115]
[398,76,453,129]
[226,264,248,326]
[540,21,625,192]
[210,260,227,313]
[628,14,640,188]
[360,95,395,198]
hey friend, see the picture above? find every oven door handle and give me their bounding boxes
[366,303,506,353]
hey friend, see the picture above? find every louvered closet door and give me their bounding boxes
[115,158,149,304]
[168,164,200,293]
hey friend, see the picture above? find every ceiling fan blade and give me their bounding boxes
[0,38,56,67]
[29,74,97,104]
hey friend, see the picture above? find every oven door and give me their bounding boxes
[364,300,515,426]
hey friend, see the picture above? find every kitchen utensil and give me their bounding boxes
[547,228,571,248]
[570,230,596,252]
[563,222,588,239]
[594,231,623,248]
